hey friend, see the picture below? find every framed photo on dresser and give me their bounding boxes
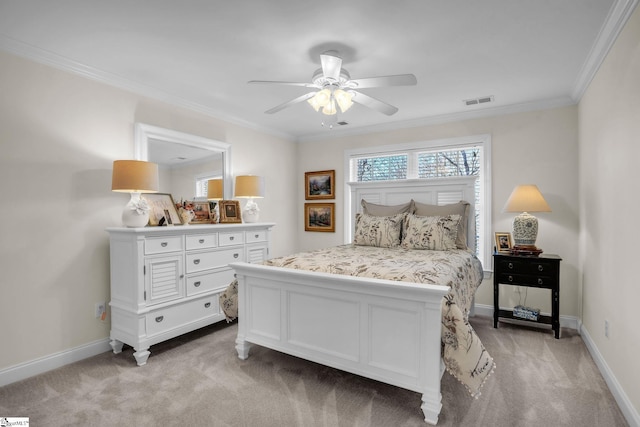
[219,200,242,223]
[142,193,182,226]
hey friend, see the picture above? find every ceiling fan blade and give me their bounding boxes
[351,91,399,116]
[264,91,317,114]
[320,53,342,81]
[249,80,317,88]
[349,74,417,89]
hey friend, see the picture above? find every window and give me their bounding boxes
[345,135,492,268]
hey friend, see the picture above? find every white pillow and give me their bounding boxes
[353,213,406,248]
[401,214,461,250]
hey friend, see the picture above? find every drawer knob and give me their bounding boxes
[155,316,164,323]
[199,239,205,244]
[255,234,259,238]
[230,236,235,241]
[538,265,544,272]
[538,278,544,285]
[194,281,201,287]
[161,242,168,247]
[193,259,200,265]
[204,302,211,308]
[508,262,513,269]
[233,253,239,259]
[508,275,513,282]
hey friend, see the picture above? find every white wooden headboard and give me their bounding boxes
[346,176,477,250]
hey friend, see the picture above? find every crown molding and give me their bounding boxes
[0,34,295,142]
[571,0,639,101]
[296,96,576,143]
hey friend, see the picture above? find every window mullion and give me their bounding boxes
[407,151,419,179]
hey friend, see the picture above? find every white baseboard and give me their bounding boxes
[0,338,111,387]
[580,325,640,427]
[474,303,639,427]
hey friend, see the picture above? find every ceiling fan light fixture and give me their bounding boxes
[307,95,322,112]
[322,98,337,115]
[334,89,353,113]
[314,88,332,107]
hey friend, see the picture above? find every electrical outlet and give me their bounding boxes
[95,302,106,319]
[605,320,610,338]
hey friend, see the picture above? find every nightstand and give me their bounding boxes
[493,253,562,338]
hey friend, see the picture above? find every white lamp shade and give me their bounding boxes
[503,185,551,213]
[234,175,265,198]
[207,179,224,200]
[111,160,159,193]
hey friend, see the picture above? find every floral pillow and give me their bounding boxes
[401,214,461,250]
[353,213,406,248]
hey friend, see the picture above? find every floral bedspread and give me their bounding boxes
[221,244,494,397]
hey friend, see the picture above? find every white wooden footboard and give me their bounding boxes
[231,262,449,425]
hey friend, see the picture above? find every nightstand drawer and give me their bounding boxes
[497,273,554,287]
[498,259,557,275]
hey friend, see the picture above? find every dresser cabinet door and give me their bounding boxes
[144,255,184,305]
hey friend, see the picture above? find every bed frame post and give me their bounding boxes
[234,273,252,360]
[420,299,444,425]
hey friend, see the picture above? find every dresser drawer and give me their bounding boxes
[246,230,267,243]
[186,267,235,296]
[219,231,244,246]
[145,296,219,336]
[186,248,245,273]
[145,236,183,255]
[186,233,218,250]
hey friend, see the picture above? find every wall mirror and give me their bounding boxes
[134,123,231,201]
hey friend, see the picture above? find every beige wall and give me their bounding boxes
[579,5,640,413]
[297,106,580,317]
[0,51,297,370]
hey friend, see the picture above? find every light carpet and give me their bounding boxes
[0,316,628,426]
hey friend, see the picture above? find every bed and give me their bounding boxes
[223,177,494,425]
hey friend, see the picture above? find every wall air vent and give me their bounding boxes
[464,96,494,106]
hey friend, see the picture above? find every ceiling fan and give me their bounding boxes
[249,51,417,117]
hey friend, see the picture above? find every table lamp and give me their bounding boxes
[503,184,551,255]
[234,175,265,223]
[207,178,224,223]
[112,160,159,227]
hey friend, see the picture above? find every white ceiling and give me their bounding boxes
[0,0,634,142]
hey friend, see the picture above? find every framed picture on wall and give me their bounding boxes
[219,200,242,223]
[305,170,335,200]
[305,203,335,232]
[142,193,183,226]
[494,232,512,253]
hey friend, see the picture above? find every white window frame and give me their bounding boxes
[343,134,492,269]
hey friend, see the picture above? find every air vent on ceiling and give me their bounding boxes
[464,96,494,106]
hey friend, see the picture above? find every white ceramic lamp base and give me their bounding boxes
[122,193,150,228]
[242,199,260,223]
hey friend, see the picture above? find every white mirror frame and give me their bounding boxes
[134,123,232,199]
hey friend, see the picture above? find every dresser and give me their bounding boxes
[106,222,275,365]
[493,253,562,338]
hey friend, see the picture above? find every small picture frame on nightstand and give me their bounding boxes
[495,232,512,253]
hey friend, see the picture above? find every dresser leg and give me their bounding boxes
[133,348,151,366]
[110,339,124,354]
